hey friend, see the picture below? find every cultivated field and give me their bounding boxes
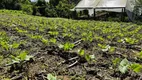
[0,10,142,80]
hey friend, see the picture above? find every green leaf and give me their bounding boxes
[98,43,103,48]
[63,42,74,51]
[120,58,129,66]
[12,59,20,64]
[12,42,20,49]
[137,51,142,59]
[8,55,20,65]
[1,41,9,51]
[78,49,85,56]
[47,74,56,80]
[58,44,64,49]
[18,51,28,61]
[89,54,95,60]
[130,63,142,73]
[41,38,48,44]
[109,47,115,53]
[25,55,33,61]
[50,38,56,44]
[85,54,91,62]
[112,58,121,67]
[119,65,129,74]
[118,58,130,74]
[102,45,110,52]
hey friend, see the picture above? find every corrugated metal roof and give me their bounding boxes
[75,0,96,8]
[75,0,127,9]
[96,0,127,8]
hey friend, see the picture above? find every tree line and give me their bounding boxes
[0,0,80,18]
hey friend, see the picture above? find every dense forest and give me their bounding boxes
[0,0,80,18]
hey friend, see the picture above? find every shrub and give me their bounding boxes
[21,4,33,15]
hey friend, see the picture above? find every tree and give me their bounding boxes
[136,0,142,5]
[56,0,74,18]
[36,0,47,6]
[133,0,142,20]
[45,4,57,17]
[49,0,61,6]
[0,0,22,10]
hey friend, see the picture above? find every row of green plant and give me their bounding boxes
[112,57,142,74]
[0,10,142,78]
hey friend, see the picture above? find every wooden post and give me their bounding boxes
[73,10,77,19]
[94,9,96,20]
[123,8,125,21]
[121,8,123,21]
[88,9,90,18]
[121,8,125,21]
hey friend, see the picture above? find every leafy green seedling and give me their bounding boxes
[12,42,20,49]
[109,47,115,53]
[78,49,95,62]
[98,44,106,49]
[29,34,43,40]
[85,54,95,62]
[117,39,125,43]
[136,51,142,59]
[47,74,57,80]
[63,42,74,51]
[118,58,130,74]
[112,58,121,67]
[85,54,91,62]
[15,27,27,33]
[48,31,59,36]
[58,44,64,49]
[9,51,33,65]
[0,41,9,51]
[41,38,48,44]
[78,49,85,56]
[89,54,96,60]
[98,44,115,53]
[130,63,142,73]
[101,45,111,52]
[98,44,110,52]
[50,38,57,44]
[124,38,138,44]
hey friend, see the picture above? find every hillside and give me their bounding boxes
[0,10,142,80]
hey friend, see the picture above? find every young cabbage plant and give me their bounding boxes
[136,51,142,59]
[124,37,138,45]
[101,45,111,52]
[47,73,57,80]
[85,54,96,62]
[98,44,115,52]
[63,42,74,51]
[78,49,85,56]
[41,38,48,45]
[31,34,43,40]
[11,42,20,49]
[39,27,44,32]
[78,49,95,62]
[15,27,27,33]
[8,50,33,65]
[112,58,121,68]
[130,63,142,73]
[48,31,59,36]
[118,58,130,74]
[0,41,9,51]
[49,38,57,44]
